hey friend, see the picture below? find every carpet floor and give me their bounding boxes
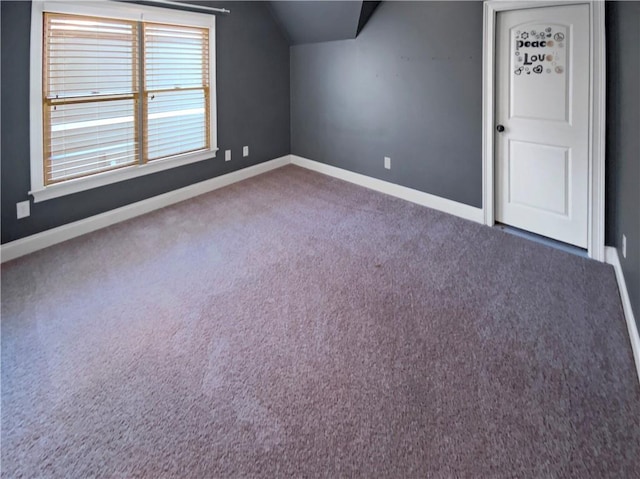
[2,165,639,478]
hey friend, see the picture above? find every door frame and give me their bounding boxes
[482,0,606,261]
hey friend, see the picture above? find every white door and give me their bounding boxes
[495,4,590,248]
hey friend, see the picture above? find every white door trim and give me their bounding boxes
[482,0,606,261]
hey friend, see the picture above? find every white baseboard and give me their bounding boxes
[0,156,290,263]
[4,155,636,387]
[290,155,484,224]
[605,246,640,385]
[1,154,484,263]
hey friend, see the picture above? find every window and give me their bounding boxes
[30,1,217,202]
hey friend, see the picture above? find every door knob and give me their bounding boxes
[496,124,505,133]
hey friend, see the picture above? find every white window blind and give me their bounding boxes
[44,14,139,184]
[144,23,210,161]
[42,13,212,186]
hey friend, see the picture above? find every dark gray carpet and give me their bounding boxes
[2,165,639,478]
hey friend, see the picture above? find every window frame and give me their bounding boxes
[30,0,218,203]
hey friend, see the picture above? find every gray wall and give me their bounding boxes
[606,1,640,324]
[1,1,290,244]
[3,0,638,325]
[290,1,483,208]
[269,1,363,45]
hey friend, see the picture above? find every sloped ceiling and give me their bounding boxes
[268,1,381,46]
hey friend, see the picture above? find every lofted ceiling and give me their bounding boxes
[268,1,381,46]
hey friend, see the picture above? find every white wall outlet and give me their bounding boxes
[384,156,391,170]
[225,149,231,162]
[243,146,249,157]
[16,200,30,219]
[622,234,627,258]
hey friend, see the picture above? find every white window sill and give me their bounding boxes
[30,148,218,203]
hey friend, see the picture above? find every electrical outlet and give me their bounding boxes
[16,200,30,219]
[225,149,231,162]
[622,234,627,259]
[384,156,391,170]
[243,146,249,157]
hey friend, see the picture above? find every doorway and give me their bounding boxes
[482,1,605,260]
